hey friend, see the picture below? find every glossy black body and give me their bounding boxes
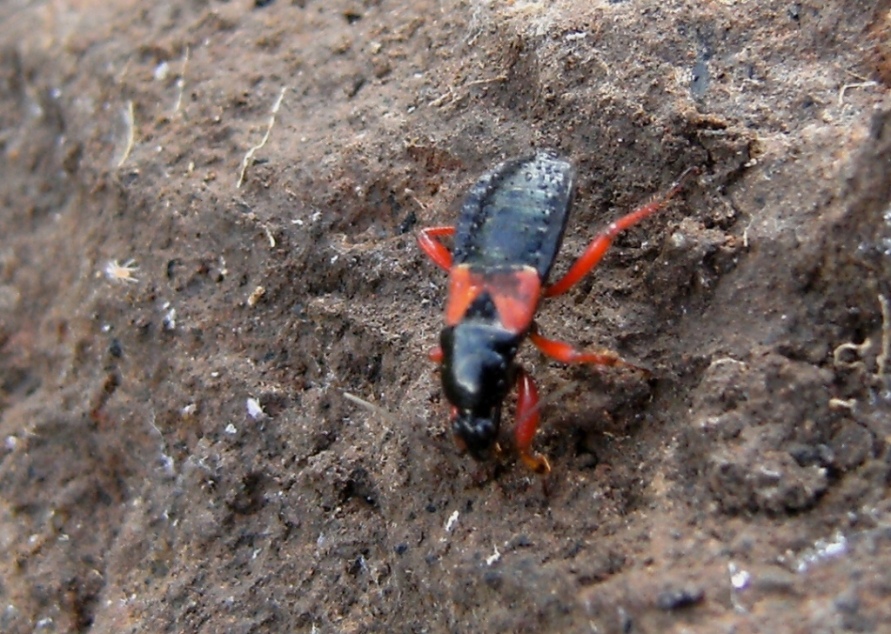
[441,150,577,459]
[452,149,576,280]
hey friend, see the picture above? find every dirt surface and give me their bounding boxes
[1,0,891,632]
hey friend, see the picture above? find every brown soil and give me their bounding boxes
[2,1,891,632]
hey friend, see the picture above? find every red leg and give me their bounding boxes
[417,226,455,271]
[529,328,647,373]
[515,369,551,475]
[428,346,443,363]
[544,166,699,298]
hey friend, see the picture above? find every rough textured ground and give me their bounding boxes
[1,0,890,632]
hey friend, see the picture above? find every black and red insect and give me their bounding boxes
[418,150,698,475]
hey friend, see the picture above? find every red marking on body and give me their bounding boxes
[445,265,542,333]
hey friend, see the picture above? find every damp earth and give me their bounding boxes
[2,1,891,632]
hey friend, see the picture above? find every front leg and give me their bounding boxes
[514,368,551,475]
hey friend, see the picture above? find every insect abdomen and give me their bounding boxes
[452,150,576,281]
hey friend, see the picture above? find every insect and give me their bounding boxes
[418,150,699,475]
